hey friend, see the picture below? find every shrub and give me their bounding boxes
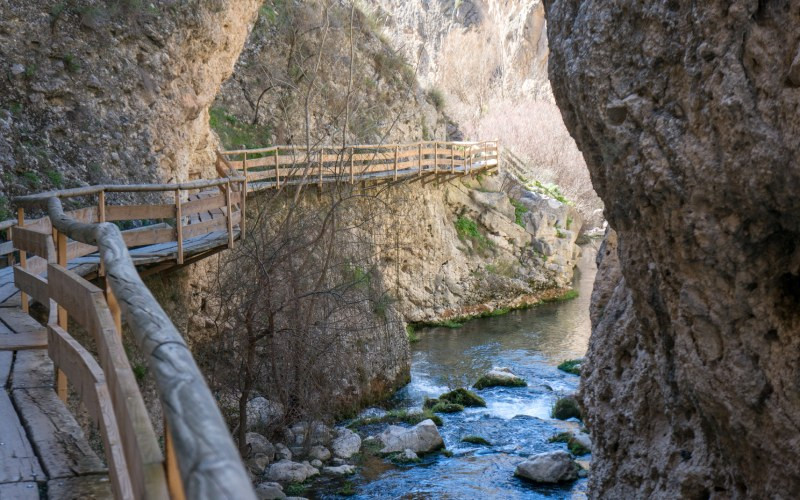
[509,198,528,227]
[461,435,491,446]
[406,325,419,343]
[431,402,464,413]
[473,375,526,390]
[455,216,492,254]
[438,388,486,407]
[427,87,445,112]
[551,396,581,420]
[548,432,590,455]
[285,482,308,496]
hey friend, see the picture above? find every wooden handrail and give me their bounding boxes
[47,197,255,500]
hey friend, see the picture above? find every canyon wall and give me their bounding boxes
[546,0,800,497]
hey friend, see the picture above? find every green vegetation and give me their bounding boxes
[544,289,578,303]
[430,402,464,413]
[337,481,356,496]
[62,53,80,73]
[388,451,422,464]
[209,106,272,150]
[566,216,574,230]
[438,388,486,407]
[486,260,516,278]
[557,359,582,376]
[533,249,549,262]
[347,408,443,429]
[406,325,420,343]
[427,87,445,112]
[548,432,590,456]
[46,170,64,188]
[132,362,147,382]
[473,374,527,390]
[455,216,493,254]
[411,319,463,329]
[509,198,528,227]
[22,171,40,189]
[284,482,308,496]
[551,396,581,420]
[532,180,571,205]
[0,196,11,222]
[442,449,454,457]
[556,228,567,239]
[461,435,491,446]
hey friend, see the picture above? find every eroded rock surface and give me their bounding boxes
[546,1,800,497]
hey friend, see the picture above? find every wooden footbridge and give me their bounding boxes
[0,140,498,499]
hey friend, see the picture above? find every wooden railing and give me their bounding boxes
[7,178,254,500]
[217,140,499,190]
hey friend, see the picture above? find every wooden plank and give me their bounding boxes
[11,350,53,389]
[47,325,134,500]
[0,308,45,335]
[65,206,98,224]
[105,204,175,222]
[181,194,225,216]
[0,482,40,500]
[12,227,55,261]
[182,212,240,240]
[0,331,47,351]
[0,351,11,385]
[0,240,14,256]
[47,264,102,335]
[121,226,175,248]
[0,390,45,483]
[66,240,98,260]
[13,266,49,306]
[47,475,113,499]
[12,387,107,479]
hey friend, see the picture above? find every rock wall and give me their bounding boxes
[0,0,260,212]
[546,0,800,497]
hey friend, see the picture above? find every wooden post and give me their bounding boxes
[240,179,247,239]
[175,190,183,265]
[107,282,122,338]
[434,142,438,175]
[318,149,323,188]
[164,418,187,500]
[350,147,355,184]
[418,143,422,177]
[225,181,234,249]
[394,146,399,181]
[274,147,280,188]
[56,230,68,403]
[242,151,248,185]
[17,208,29,314]
[451,144,455,174]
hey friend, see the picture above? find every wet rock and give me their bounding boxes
[514,450,579,483]
[322,464,356,476]
[266,460,319,483]
[378,419,444,454]
[331,428,362,459]
[255,481,286,499]
[473,367,527,389]
[437,388,486,407]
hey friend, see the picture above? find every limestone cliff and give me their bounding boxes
[0,0,260,217]
[546,0,800,497]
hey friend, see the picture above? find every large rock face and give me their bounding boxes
[546,0,800,497]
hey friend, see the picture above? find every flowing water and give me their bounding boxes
[315,244,597,499]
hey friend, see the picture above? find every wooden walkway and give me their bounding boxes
[0,140,498,499]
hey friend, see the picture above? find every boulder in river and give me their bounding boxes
[515,450,580,483]
[323,464,356,476]
[255,481,286,499]
[473,367,527,389]
[331,427,362,458]
[266,459,319,483]
[378,419,444,454]
[307,445,331,461]
[437,388,486,407]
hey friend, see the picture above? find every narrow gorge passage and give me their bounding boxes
[310,243,597,499]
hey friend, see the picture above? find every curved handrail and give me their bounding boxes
[47,197,255,500]
[14,177,246,207]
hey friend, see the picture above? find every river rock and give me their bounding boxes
[266,460,319,483]
[255,481,286,500]
[275,443,292,461]
[515,450,579,483]
[246,432,276,460]
[331,428,362,458]
[473,367,527,389]
[290,421,332,446]
[378,419,444,454]
[310,459,322,468]
[307,445,331,461]
[246,397,285,430]
[570,432,592,453]
[246,454,270,476]
[323,464,356,476]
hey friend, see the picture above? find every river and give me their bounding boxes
[314,243,597,499]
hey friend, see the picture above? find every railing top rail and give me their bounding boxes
[13,177,246,207]
[220,139,498,156]
[47,197,255,500]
